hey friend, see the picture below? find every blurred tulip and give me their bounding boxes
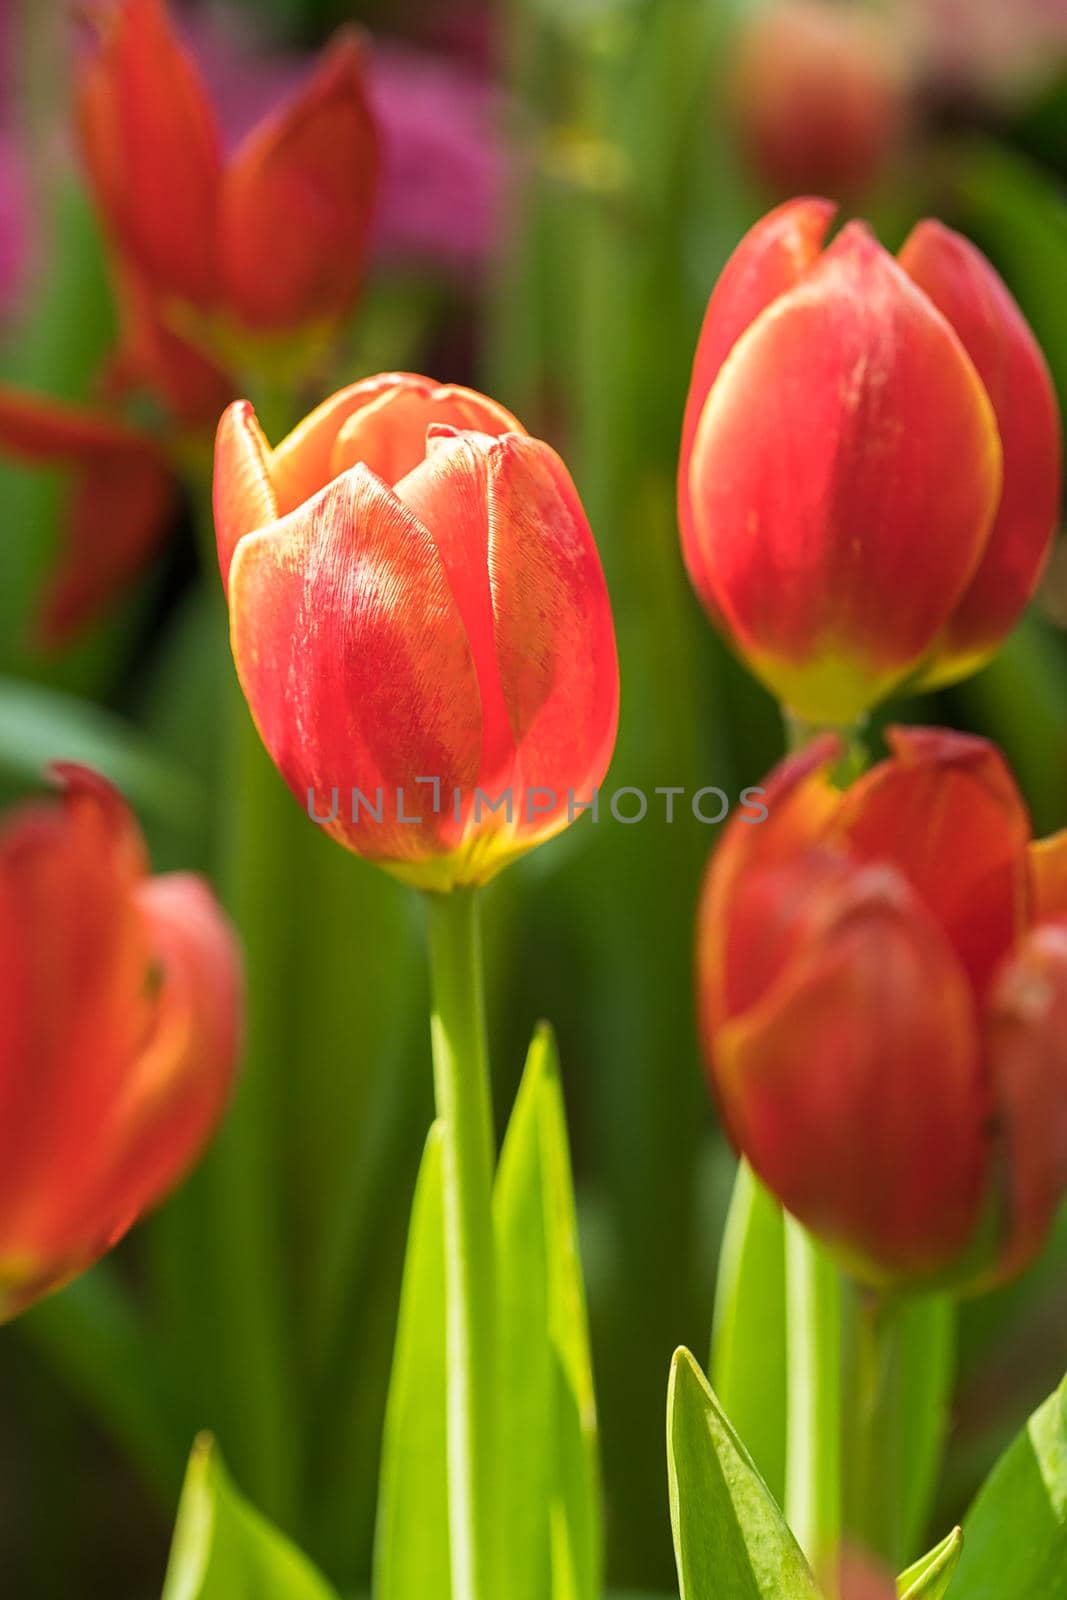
[899,0,1067,107]
[0,383,174,644]
[732,0,908,199]
[213,372,619,890]
[679,199,1062,725]
[77,0,379,358]
[697,726,1067,1287]
[0,766,241,1321]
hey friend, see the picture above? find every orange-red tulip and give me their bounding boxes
[679,200,1062,725]
[697,726,1067,1286]
[732,1,907,199]
[0,767,241,1320]
[0,383,174,644]
[78,0,379,351]
[214,372,619,890]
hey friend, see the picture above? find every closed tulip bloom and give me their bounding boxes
[732,0,906,199]
[679,200,1062,725]
[697,726,1067,1286]
[0,768,241,1320]
[214,373,619,890]
[78,0,379,346]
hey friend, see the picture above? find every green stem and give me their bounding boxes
[785,1212,843,1595]
[424,887,498,1600]
[846,1291,904,1566]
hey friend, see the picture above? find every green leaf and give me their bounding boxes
[950,1372,1067,1599]
[161,1436,338,1599]
[0,675,201,826]
[667,1348,821,1600]
[711,1163,788,1507]
[372,1124,451,1600]
[897,1527,963,1598]
[495,1022,601,1600]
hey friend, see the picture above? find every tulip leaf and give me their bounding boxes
[711,1162,788,1506]
[897,1527,963,1599]
[372,1124,451,1600]
[948,1371,1067,1599]
[0,674,201,825]
[495,1022,601,1600]
[161,1436,337,1599]
[667,1347,821,1600]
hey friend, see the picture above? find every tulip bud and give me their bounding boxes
[213,373,619,890]
[0,767,241,1320]
[679,200,1062,725]
[697,726,1067,1287]
[77,0,379,361]
[732,1,907,199]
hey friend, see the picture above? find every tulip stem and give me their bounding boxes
[785,1217,843,1596]
[846,1290,905,1567]
[424,886,498,1600]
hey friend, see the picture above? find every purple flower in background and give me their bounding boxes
[368,42,502,273]
[0,2,30,314]
[189,9,502,276]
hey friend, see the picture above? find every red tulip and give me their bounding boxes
[0,383,174,644]
[0,767,241,1320]
[732,1,907,199]
[214,372,619,889]
[679,200,1062,725]
[697,726,1067,1286]
[77,0,379,346]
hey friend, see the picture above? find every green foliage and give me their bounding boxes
[161,1438,338,1600]
[667,1348,821,1600]
[950,1373,1067,1599]
[373,1125,451,1600]
[0,675,201,825]
[375,1024,600,1600]
[495,1023,601,1600]
[897,1528,963,1599]
[711,1164,788,1507]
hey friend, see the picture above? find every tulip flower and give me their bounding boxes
[77,0,379,357]
[679,199,1062,725]
[731,1,907,199]
[0,766,241,1320]
[0,383,174,644]
[697,725,1067,1286]
[213,372,619,890]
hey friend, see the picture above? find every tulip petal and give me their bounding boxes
[0,775,153,1313]
[87,872,240,1245]
[698,734,841,1031]
[227,465,482,870]
[899,221,1062,683]
[268,371,522,511]
[77,0,221,305]
[0,383,175,644]
[219,32,379,331]
[679,197,835,612]
[394,431,619,870]
[834,727,1030,997]
[984,920,1067,1282]
[713,871,987,1279]
[214,400,279,590]
[688,223,1003,722]
[1031,829,1067,922]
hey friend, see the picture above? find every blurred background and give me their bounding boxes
[1,0,1066,1594]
